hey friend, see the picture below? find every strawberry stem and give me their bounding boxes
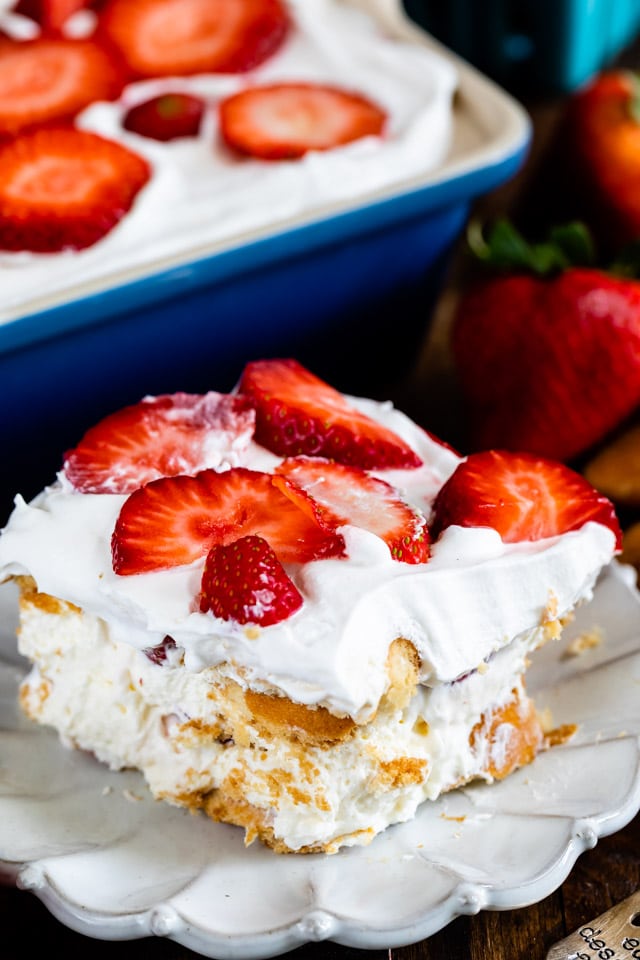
[467,219,595,277]
[625,70,640,125]
[608,238,640,278]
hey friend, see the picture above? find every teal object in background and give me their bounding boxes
[403,0,640,93]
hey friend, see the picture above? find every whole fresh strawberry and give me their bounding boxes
[564,71,640,248]
[123,93,206,142]
[452,220,640,463]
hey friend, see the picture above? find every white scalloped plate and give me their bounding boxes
[1,560,639,958]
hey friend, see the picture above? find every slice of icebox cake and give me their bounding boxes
[0,358,621,853]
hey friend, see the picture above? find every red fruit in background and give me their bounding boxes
[99,0,290,79]
[276,457,430,563]
[454,269,640,462]
[64,392,255,494]
[452,221,640,463]
[111,467,345,575]
[200,534,303,627]
[14,0,94,34]
[123,93,206,141]
[238,358,422,470]
[431,450,622,548]
[565,71,640,248]
[219,83,387,160]
[0,127,151,253]
[0,36,126,138]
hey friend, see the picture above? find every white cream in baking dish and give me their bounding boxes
[0,0,457,322]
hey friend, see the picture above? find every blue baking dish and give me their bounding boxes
[403,0,640,93]
[0,1,531,521]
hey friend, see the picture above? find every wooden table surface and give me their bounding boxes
[2,48,640,960]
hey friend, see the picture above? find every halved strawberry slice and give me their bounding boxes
[0,127,151,253]
[237,359,422,470]
[430,450,622,548]
[99,0,290,79]
[276,457,430,563]
[14,0,95,35]
[112,467,346,575]
[219,82,387,160]
[64,392,255,494]
[0,36,126,138]
[200,534,303,626]
[123,93,206,141]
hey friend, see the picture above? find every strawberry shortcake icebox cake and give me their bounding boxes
[0,0,457,321]
[0,360,621,854]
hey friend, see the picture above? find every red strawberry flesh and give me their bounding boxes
[200,534,303,626]
[276,457,430,563]
[0,127,151,253]
[99,0,290,79]
[430,450,622,548]
[219,82,387,160]
[0,36,126,138]
[238,358,422,470]
[112,467,345,575]
[64,392,255,494]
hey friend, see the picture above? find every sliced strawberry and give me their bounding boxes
[200,534,303,626]
[64,392,255,494]
[143,635,177,665]
[123,93,206,141]
[276,457,430,564]
[430,450,622,548]
[0,127,151,253]
[112,467,346,575]
[99,0,290,79]
[14,0,95,34]
[0,36,126,138]
[219,82,387,160]
[237,359,422,470]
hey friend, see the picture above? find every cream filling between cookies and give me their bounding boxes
[16,592,543,851]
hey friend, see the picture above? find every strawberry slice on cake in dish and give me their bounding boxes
[0,36,126,138]
[0,127,151,252]
[98,0,290,78]
[219,83,387,160]
[122,93,206,142]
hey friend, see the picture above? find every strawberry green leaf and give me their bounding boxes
[625,70,640,125]
[548,222,595,267]
[609,238,640,279]
[467,219,596,277]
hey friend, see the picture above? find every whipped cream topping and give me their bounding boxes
[0,394,617,721]
[0,0,457,322]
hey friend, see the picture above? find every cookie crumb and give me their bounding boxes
[562,626,603,659]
